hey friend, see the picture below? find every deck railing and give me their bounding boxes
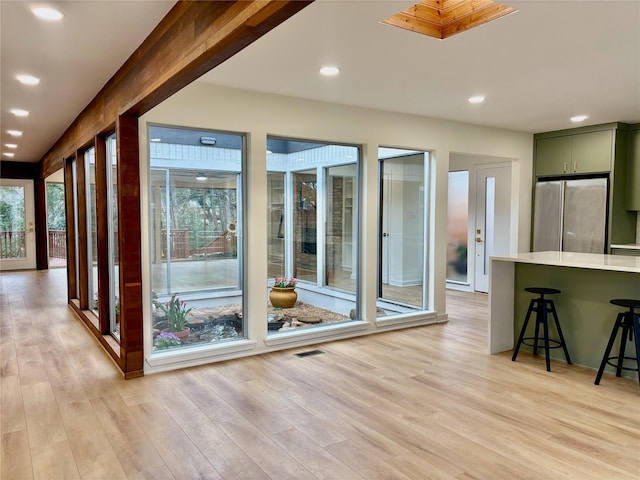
[3,229,231,262]
[49,230,67,258]
[0,230,26,259]
[161,229,190,259]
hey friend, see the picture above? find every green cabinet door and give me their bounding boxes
[535,130,613,177]
[628,129,640,210]
[571,130,612,173]
[535,136,571,176]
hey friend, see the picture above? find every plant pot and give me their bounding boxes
[269,287,297,308]
[172,327,190,343]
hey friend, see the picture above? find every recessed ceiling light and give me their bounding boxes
[570,115,588,123]
[150,138,162,142]
[10,109,29,117]
[468,96,486,104]
[32,7,64,21]
[7,130,23,137]
[5,144,18,149]
[3,152,15,158]
[17,74,40,85]
[319,66,340,76]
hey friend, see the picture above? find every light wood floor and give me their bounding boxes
[1,270,638,479]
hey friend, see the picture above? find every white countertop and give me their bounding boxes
[491,251,640,274]
[610,243,640,250]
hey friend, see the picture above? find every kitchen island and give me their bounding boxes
[489,251,640,372]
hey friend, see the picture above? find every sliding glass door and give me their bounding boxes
[378,148,430,316]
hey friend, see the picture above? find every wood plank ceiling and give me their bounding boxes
[382,0,516,40]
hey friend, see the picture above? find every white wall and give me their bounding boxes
[139,82,533,370]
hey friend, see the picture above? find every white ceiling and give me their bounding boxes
[2,0,640,166]
[1,0,177,164]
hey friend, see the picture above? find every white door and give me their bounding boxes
[0,179,37,270]
[474,165,511,293]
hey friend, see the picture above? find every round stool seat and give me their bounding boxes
[525,287,561,296]
[610,299,640,310]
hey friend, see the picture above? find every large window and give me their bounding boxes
[107,134,120,339]
[149,125,244,351]
[377,148,431,317]
[71,158,80,297]
[266,137,359,332]
[86,147,99,316]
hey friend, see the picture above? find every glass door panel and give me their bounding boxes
[267,172,285,279]
[325,164,356,293]
[0,179,36,270]
[446,171,469,283]
[293,170,317,283]
[378,149,428,316]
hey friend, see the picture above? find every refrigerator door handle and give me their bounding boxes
[558,182,566,250]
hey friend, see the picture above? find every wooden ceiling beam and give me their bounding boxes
[40,0,313,178]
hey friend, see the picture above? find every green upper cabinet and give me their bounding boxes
[535,136,571,176]
[535,130,612,177]
[628,127,640,210]
[533,123,636,248]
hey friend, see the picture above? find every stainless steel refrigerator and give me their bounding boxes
[532,177,608,253]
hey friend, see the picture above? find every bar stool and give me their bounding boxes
[594,299,640,387]
[512,287,572,372]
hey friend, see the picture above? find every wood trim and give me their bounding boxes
[40,0,313,178]
[76,149,89,310]
[36,0,313,379]
[64,159,77,299]
[0,160,38,179]
[34,178,48,270]
[116,114,143,377]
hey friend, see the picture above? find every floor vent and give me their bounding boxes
[295,349,325,357]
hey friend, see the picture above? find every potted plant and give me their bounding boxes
[154,331,181,349]
[158,294,192,343]
[269,276,298,308]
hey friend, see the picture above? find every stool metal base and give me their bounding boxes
[595,300,640,386]
[512,289,571,372]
